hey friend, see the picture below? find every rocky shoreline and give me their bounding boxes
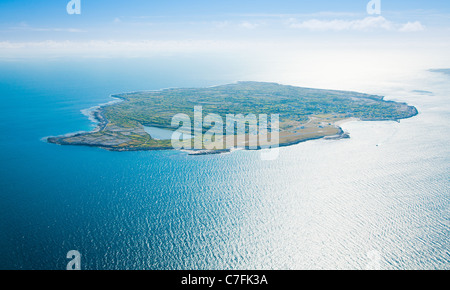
[46,82,419,154]
[47,108,418,154]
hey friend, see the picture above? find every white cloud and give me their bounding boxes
[212,21,260,29]
[399,21,425,32]
[288,16,392,31]
[213,21,230,29]
[288,16,424,32]
[239,21,259,29]
[10,23,85,33]
[232,12,363,18]
[31,28,85,33]
[0,40,254,58]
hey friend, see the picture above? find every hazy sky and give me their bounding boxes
[1,1,449,43]
[1,0,449,89]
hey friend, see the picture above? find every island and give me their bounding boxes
[47,82,418,152]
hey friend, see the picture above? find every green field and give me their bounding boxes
[48,82,418,151]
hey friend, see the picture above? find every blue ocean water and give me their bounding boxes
[0,59,448,270]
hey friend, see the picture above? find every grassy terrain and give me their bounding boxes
[48,82,418,151]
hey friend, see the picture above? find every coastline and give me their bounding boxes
[81,97,123,131]
[47,96,122,146]
[47,113,354,153]
[334,117,360,126]
[47,103,417,154]
[46,83,419,154]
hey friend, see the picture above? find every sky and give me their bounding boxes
[0,0,449,89]
[1,1,449,43]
